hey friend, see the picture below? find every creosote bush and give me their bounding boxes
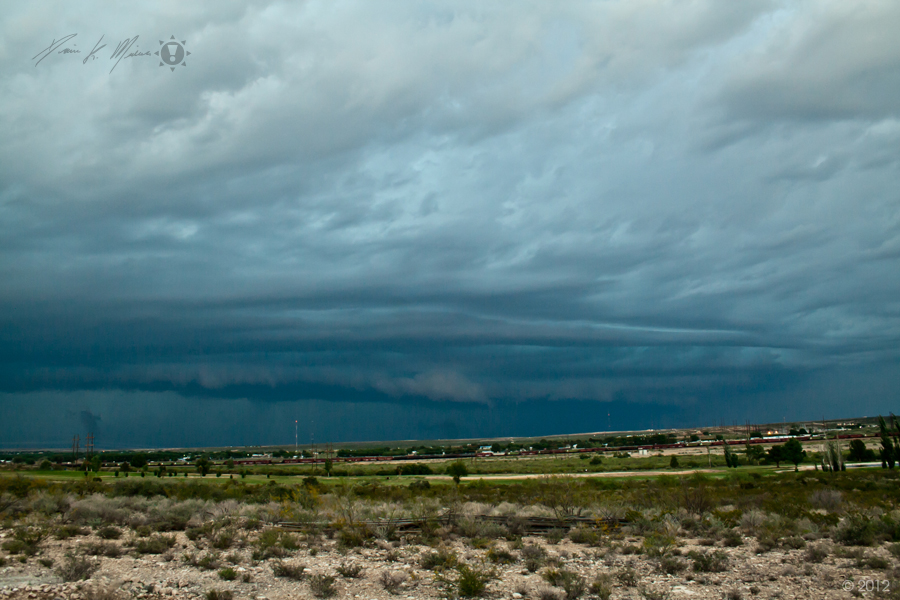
[309,573,338,598]
[688,549,729,573]
[271,561,307,580]
[336,562,364,578]
[379,570,406,594]
[56,553,99,582]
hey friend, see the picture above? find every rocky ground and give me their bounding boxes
[1,526,898,600]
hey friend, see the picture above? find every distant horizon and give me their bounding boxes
[0,411,882,454]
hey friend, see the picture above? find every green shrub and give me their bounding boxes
[420,547,457,570]
[856,553,890,570]
[487,546,516,564]
[272,561,307,580]
[96,526,122,540]
[56,554,99,582]
[568,526,601,546]
[805,544,829,563]
[54,524,90,540]
[309,574,337,598]
[521,544,546,572]
[218,567,237,581]
[204,591,233,600]
[834,513,876,546]
[542,569,585,600]
[721,529,743,547]
[379,570,406,594]
[616,567,638,587]
[456,564,492,598]
[131,534,176,554]
[688,549,729,572]
[336,562,364,578]
[589,574,613,600]
[2,527,46,556]
[782,536,806,550]
[80,541,122,558]
[658,555,686,574]
[546,528,565,545]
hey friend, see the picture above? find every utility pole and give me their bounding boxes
[295,420,298,455]
[86,433,94,459]
[72,435,80,463]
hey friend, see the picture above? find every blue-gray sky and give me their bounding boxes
[1,1,899,449]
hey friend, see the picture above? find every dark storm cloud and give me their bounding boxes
[1,1,899,447]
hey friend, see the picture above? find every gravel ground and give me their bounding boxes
[1,527,897,600]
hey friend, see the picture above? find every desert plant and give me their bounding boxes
[568,526,601,546]
[204,591,233,600]
[809,489,843,512]
[487,546,516,564]
[54,524,90,540]
[589,574,613,600]
[638,583,671,600]
[272,561,307,580]
[80,541,122,558]
[658,554,686,574]
[83,582,128,600]
[56,553,99,582]
[688,549,729,572]
[336,562,364,578]
[218,567,237,581]
[521,544,546,572]
[420,547,457,570]
[536,585,564,600]
[309,573,338,598]
[379,570,407,594]
[131,534,176,554]
[96,526,122,540]
[834,513,876,546]
[722,529,743,547]
[617,566,639,587]
[805,543,830,563]
[456,563,492,598]
[546,528,565,545]
[2,527,46,556]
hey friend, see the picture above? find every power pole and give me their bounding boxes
[86,433,94,459]
[72,435,80,463]
[294,420,298,455]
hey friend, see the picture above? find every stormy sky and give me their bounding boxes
[1,1,899,449]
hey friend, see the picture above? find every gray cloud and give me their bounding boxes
[1,1,898,446]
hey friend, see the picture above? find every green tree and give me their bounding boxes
[767,445,784,468]
[782,438,806,471]
[848,439,874,462]
[446,460,468,485]
[324,459,333,477]
[129,454,148,470]
[744,445,766,465]
[195,456,211,476]
[723,443,738,468]
[669,456,679,469]
[879,416,896,469]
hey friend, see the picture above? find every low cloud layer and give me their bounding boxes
[1,1,898,447]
